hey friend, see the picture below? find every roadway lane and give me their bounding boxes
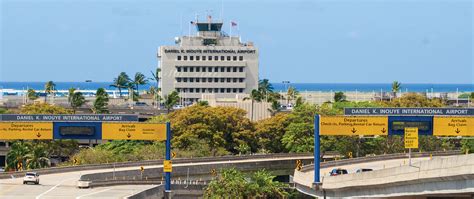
[0,156,312,199]
[294,156,433,187]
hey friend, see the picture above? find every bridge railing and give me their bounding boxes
[0,153,312,179]
[299,150,462,172]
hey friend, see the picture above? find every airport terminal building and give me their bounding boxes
[158,18,259,103]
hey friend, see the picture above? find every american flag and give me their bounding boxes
[231,21,237,27]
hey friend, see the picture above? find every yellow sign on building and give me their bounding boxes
[320,116,388,135]
[404,127,418,149]
[0,122,53,140]
[102,123,166,140]
[163,160,172,172]
[433,117,474,136]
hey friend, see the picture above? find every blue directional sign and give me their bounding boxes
[388,116,433,135]
[53,122,103,140]
[0,114,138,122]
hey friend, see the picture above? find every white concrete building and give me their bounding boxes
[158,18,259,103]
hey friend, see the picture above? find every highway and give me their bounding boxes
[0,156,312,199]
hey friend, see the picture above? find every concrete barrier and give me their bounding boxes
[124,184,206,199]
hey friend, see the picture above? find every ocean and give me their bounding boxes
[0,82,473,93]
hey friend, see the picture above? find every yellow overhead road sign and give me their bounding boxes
[320,116,388,135]
[433,117,474,136]
[0,122,53,140]
[102,123,166,140]
[404,127,418,149]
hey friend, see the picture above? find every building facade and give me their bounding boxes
[158,19,259,103]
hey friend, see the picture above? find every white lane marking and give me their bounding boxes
[35,177,75,199]
[75,188,112,199]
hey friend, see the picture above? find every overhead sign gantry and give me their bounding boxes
[313,108,474,186]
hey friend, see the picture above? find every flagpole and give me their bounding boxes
[229,21,232,43]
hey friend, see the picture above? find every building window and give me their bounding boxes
[233,88,237,93]
[221,88,225,93]
[233,56,237,61]
[177,56,182,61]
[184,56,188,61]
[221,56,225,61]
[239,67,243,72]
[190,56,194,61]
[239,56,243,61]
[215,56,219,61]
[177,78,182,82]
[190,78,194,82]
[221,67,225,72]
[183,78,188,82]
[214,78,219,82]
[183,67,188,72]
[215,88,219,93]
[233,67,237,72]
[195,88,200,93]
[227,78,231,82]
[227,67,231,72]
[233,78,237,82]
[196,78,200,82]
[239,88,244,93]
[202,56,206,61]
[196,56,200,61]
[190,67,194,72]
[202,78,206,82]
[202,67,206,72]
[208,78,212,82]
[190,88,194,93]
[177,67,181,72]
[209,67,213,72]
[227,88,231,93]
[196,67,200,72]
[220,78,225,82]
[239,78,244,82]
[177,88,181,92]
[209,56,212,61]
[227,56,231,61]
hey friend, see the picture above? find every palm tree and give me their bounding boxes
[67,87,76,103]
[286,86,298,105]
[133,72,148,96]
[267,100,281,116]
[26,89,38,102]
[70,92,86,113]
[110,72,131,97]
[44,81,56,103]
[92,88,109,113]
[25,143,50,170]
[5,142,29,171]
[150,68,162,107]
[334,91,346,102]
[164,91,180,113]
[258,79,274,101]
[244,89,263,121]
[392,81,401,93]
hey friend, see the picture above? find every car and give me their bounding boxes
[355,168,373,173]
[135,102,147,106]
[329,168,348,176]
[23,172,40,184]
[172,104,184,109]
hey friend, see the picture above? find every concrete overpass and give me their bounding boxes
[0,153,312,199]
[294,151,474,198]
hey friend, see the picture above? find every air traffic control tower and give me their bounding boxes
[158,16,259,104]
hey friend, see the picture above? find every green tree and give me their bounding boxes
[150,68,162,106]
[461,139,474,154]
[93,88,109,113]
[392,81,401,93]
[67,87,77,103]
[255,113,290,153]
[44,81,56,102]
[27,89,38,101]
[286,86,298,105]
[282,103,318,152]
[258,79,274,102]
[110,72,131,97]
[0,108,8,114]
[267,100,281,116]
[381,93,444,107]
[247,169,287,198]
[334,91,347,102]
[197,100,209,106]
[149,86,162,108]
[133,72,148,94]
[25,143,50,170]
[70,92,86,113]
[5,142,29,171]
[163,91,180,113]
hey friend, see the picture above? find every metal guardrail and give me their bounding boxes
[299,150,462,172]
[0,153,312,179]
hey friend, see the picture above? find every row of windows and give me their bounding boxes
[177,78,244,83]
[177,55,244,61]
[177,88,244,93]
[177,66,244,73]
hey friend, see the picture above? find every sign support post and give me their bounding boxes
[165,122,172,198]
[314,115,320,185]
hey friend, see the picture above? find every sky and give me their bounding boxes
[0,0,473,84]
